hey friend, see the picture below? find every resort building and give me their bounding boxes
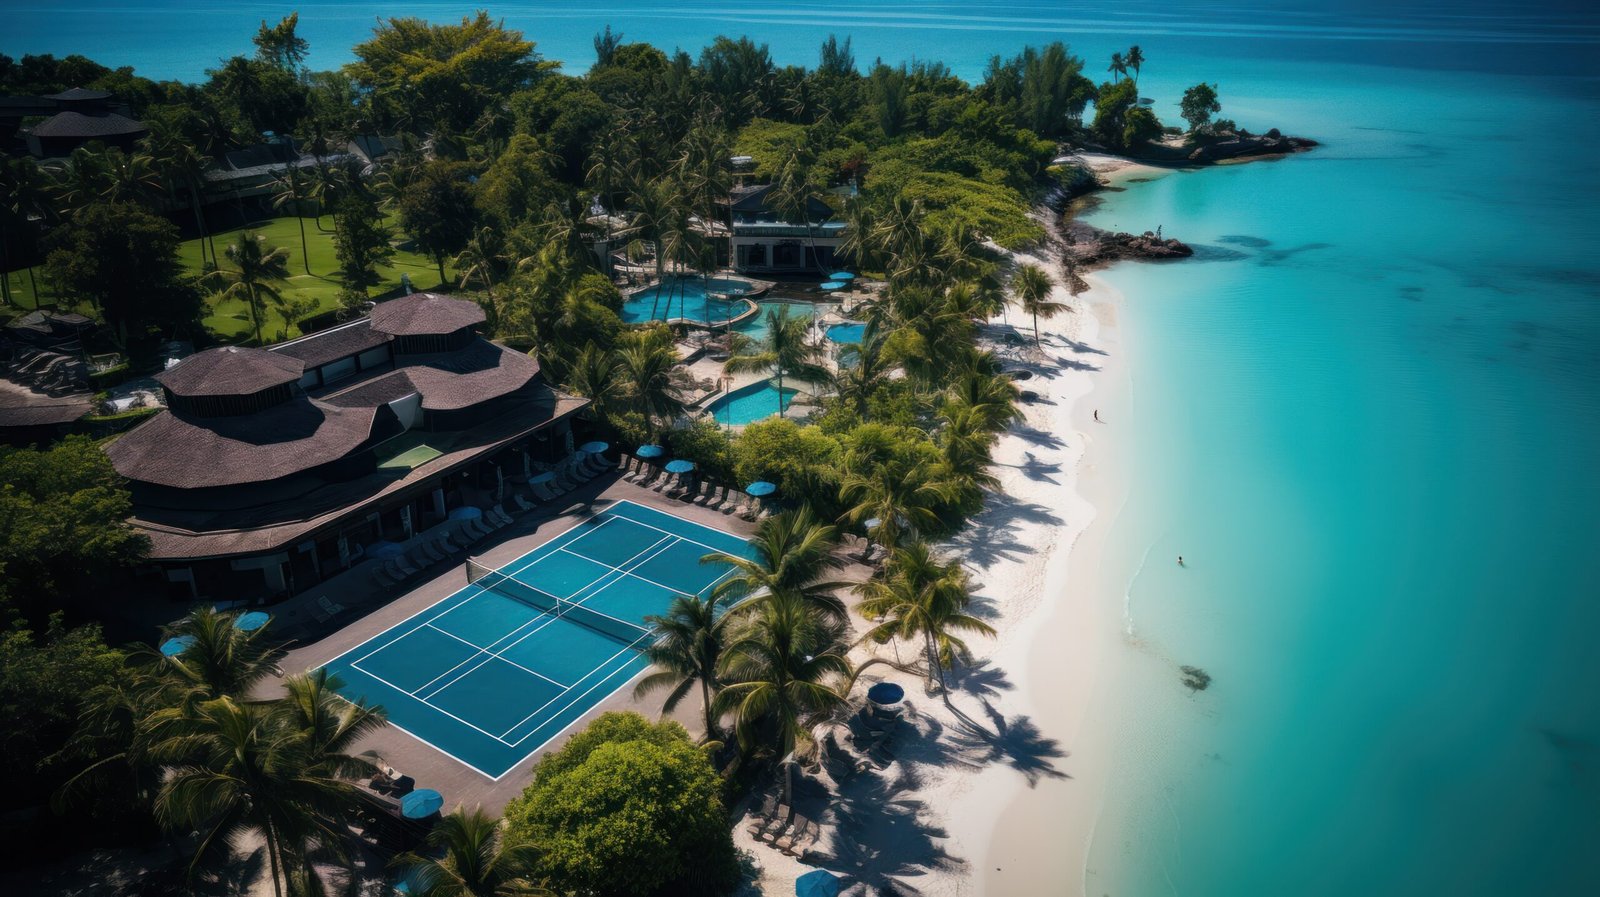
[728,184,844,275]
[105,293,589,602]
[19,88,146,158]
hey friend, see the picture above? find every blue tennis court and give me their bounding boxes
[320,501,755,779]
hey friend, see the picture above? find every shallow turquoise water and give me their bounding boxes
[704,379,797,424]
[619,276,755,325]
[825,322,866,344]
[734,300,819,342]
[15,2,1600,893]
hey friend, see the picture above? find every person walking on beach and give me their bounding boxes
[1094,409,1101,423]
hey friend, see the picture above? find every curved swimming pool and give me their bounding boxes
[703,379,798,425]
[825,322,867,344]
[621,276,762,325]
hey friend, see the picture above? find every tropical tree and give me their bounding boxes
[142,119,216,267]
[0,156,53,305]
[394,807,551,897]
[1011,263,1065,346]
[830,323,894,419]
[1126,45,1146,88]
[714,595,851,804]
[153,606,281,705]
[453,226,506,298]
[616,333,685,437]
[839,443,949,551]
[706,508,849,622]
[212,231,292,344]
[1108,51,1127,84]
[635,593,732,741]
[856,540,995,697]
[271,165,315,275]
[723,305,826,417]
[564,342,625,425]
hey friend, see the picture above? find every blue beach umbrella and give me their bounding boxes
[796,869,841,897]
[234,611,270,632]
[819,280,847,291]
[665,459,697,474]
[746,481,777,497]
[867,682,905,706]
[159,635,196,657]
[400,788,443,819]
[636,444,665,459]
[448,505,483,520]
[827,271,854,281]
[578,440,609,454]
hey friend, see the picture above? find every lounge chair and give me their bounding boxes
[775,815,817,855]
[385,557,417,579]
[691,482,716,505]
[317,595,346,620]
[720,490,743,514]
[739,498,760,521]
[756,809,795,843]
[744,795,782,838]
[372,566,400,590]
[531,480,558,501]
[419,541,447,564]
[623,460,648,483]
[489,505,514,526]
[634,467,661,488]
[309,603,333,624]
[513,493,535,512]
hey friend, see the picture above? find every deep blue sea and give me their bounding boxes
[9,2,1600,894]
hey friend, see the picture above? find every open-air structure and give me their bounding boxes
[728,184,844,275]
[106,293,588,602]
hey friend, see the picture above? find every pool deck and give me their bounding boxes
[268,474,764,814]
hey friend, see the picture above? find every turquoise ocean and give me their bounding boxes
[8,2,1599,893]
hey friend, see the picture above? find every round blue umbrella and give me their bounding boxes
[577,440,609,454]
[746,481,777,497]
[159,635,196,657]
[796,870,841,897]
[664,459,697,474]
[636,444,665,459]
[448,505,483,520]
[819,280,847,291]
[234,611,270,632]
[827,271,855,281]
[867,682,905,706]
[400,788,443,819]
[370,541,405,560]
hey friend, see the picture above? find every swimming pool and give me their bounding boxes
[621,277,760,325]
[704,379,798,425]
[825,322,866,344]
[734,301,819,342]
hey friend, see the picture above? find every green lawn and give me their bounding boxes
[3,214,457,345]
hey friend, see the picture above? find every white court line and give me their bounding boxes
[501,638,647,745]
[419,622,571,693]
[347,660,520,747]
[557,539,688,605]
[608,498,753,543]
[500,513,631,579]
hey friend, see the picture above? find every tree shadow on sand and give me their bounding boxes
[944,491,1064,568]
[1004,450,1064,484]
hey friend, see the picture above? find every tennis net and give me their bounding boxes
[466,559,653,647]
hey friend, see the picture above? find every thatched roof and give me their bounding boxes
[44,88,111,102]
[402,339,539,410]
[29,110,145,139]
[369,292,485,336]
[107,396,379,489]
[155,346,305,398]
[272,319,391,369]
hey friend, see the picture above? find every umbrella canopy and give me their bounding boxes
[664,459,697,474]
[827,271,855,281]
[448,505,483,520]
[400,788,444,819]
[234,611,270,632]
[577,440,609,454]
[819,280,847,291]
[863,517,883,530]
[370,541,405,560]
[529,471,556,484]
[746,480,777,497]
[867,682,905,705]
[796,870,841,897]
[636,444,665,459]
[159,635,196,657]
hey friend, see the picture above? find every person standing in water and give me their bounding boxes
[1178,556,1185,566]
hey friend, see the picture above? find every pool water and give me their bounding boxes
[825,322,866,344]
[704,379,797,425]
[733,301,819,342]
[620,276,757,325]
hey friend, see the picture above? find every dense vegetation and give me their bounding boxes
[0,12,1208,894]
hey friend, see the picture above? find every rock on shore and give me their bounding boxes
[1062,218,1194,267]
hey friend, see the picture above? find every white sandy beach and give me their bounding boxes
[741,157,1171,894]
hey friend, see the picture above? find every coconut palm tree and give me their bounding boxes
[1108,51,1127,84]
[99,146,164,208]
[714,594,852,805]
[454,226,506,299]
[213,231,292,344]
[565,342,625,426]
[723,305,826,418]
[831,323,893,419]
[636,593,733,741]
[1126,45,1145,88]
[856,540,995,697]
[838,194,880,274]
[706,508,850,622]
[142,120,216,267]
[156,606,281,704]
[840,450,949,552]
[617,338,686,437]
[1011,263,1066,346]
[944,360,1022,435]
[0,156,53,305]
[394,808,551,897]
[271,165,315,275]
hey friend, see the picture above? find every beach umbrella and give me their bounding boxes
[863,517,882,530]
[370,541,405,560]
[159,635,196,657]
[827,271,855,281]
[867,682,905,707]
[578,440,609,454]
[234,611,270,633]
[448,505,483,520]
[796,870,841,897]
[400,789,443,819]
[746,481,777,497]
[819,280,847,291]
[636,444,665,459]
[664,459,697,474]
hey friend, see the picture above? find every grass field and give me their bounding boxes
[2,214,457,344]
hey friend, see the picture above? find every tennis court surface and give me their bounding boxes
[321,501,754,778]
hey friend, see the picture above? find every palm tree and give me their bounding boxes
[838,194,879,274]
[1011,263,1065,346]
[714,595,852,805]
[857,540,995,698]
[99,146,164,207]
[769,154,825,271]
[156,606,281,703]
[271,165,314,275]
[840,450,949,552]
[724,305,826,418]
[143,120,215,268]
[454,226,506,299]
[1108,51,1127,84]
[0,156,52,305]
[706,508,850,622]
[617,338,686,437]
[1126,45,1145,88]
[636,593,732,741]
[565,342,625,426]
[944,361,1022,435]
[213,232,292,344]
[831,323,893,419]
[394,808,550,897]
[151,691,381,897]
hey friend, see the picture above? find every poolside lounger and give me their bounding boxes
[624,461,649,483]
[513,493,535,512]
[489,506,515,526]
[317,596,346,618]
[418,541,447,564]
[386,557,417,578]
[692,482,716,505]
[309,603,333,624]
[720,490,742,514]
[677,481,701,502]
[372,567,399,590]
[775,815,816,855]
[633,467,660,488]
[531,480,559,502]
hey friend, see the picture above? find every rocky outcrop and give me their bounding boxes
[1062,218,1193,267]
[1185,129,1317,163]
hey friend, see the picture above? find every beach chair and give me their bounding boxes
[634,466,661,488]
[744,795,782,838]
[530,480,558,501]
[739,497,760,521]
[755,807,795,843]
[623,460,648,483]
[372,566,400,590]
[775,815,816,855]
[489,505,515,526]
[419,541,447,564]
[384,557,416,579]
[405,546,432,568]
[720,490,742,514]
[315,596,346,621]
[513,493,535,512]
[690,482,714,505]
